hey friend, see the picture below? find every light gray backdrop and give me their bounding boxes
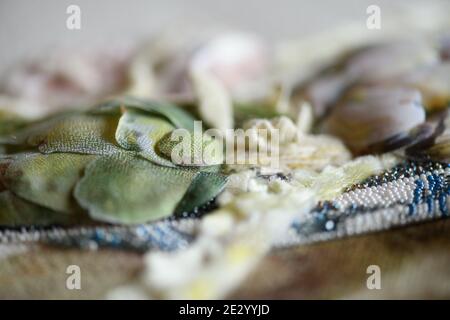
[0,0,436,72]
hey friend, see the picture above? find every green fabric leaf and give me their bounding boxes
[234,103,283,128]
[115,110,175,166]
[0,112,71,145]
[1,153,95,213]
[175,171,227,215]
[1,112,121,155]
[0,111,29,136]
[93,96,196,131]
[0,191,83,227]
[74,153,199,224]
[156,131,224,166]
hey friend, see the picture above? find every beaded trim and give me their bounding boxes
[279,160,450,246]
[1,160,449,251]
[0,219,196,252]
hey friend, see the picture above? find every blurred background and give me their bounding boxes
[0,0,441,72]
